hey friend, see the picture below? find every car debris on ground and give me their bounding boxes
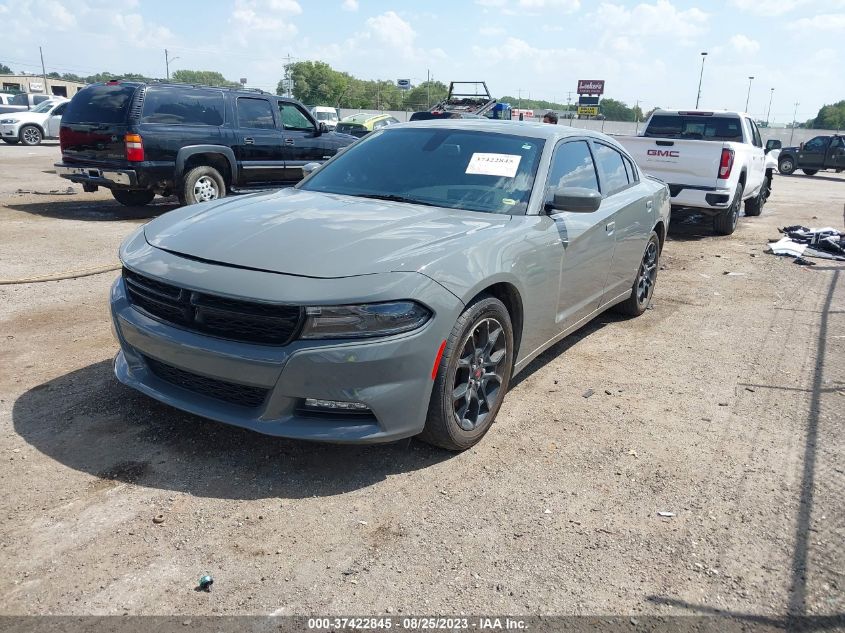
[766,225,845,262]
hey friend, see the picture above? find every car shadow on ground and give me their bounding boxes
[12,360,452,500]
[6,197,178,221]
[666,209,720,241]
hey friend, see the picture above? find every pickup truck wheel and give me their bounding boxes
[179,165,226,206]
[111,189,155,207]
[419,296,514,451]
[714,182,743,235]
[744,178,767,217]
[613,231,660,317]
[2,138,19,145]
[802,169,818,176]
[778,156,795,174]
[19,125,42,146]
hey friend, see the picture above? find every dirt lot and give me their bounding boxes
[0,142,843,620]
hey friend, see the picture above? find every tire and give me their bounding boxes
[802,169,818,176]
[19,125,42,146]
[2,138,19,145]
[111,189,155,207]
[714,181,743,235]
[419,296,514,451]
[613,231,660,317]
[778,156,796,175]
[178,165,226,206]
[744,177,768,217]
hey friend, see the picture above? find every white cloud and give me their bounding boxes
[518,0,579,10]
[729,0,809,16]
[789,13,845,32]
[730,34,759,54]
[230,0,301,41]
[475,0,507,6]
[591,0,709,41]
[341,0,358,11]
[111,12,175,48]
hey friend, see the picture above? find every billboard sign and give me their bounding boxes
[578,95,599,106]
[29,80,44,92]
[577,80,605,95]
[397,79,411,90]
[577,106,599,116]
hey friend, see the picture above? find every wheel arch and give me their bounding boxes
[175,146,237,185]
[464,281,524,362]
[653,220,666,252]
[19,122,45,137]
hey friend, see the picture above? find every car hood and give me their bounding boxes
[143,188,511,278]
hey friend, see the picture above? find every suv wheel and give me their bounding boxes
[19,125,42,146]
[180,165,226,205]
[419,296,514,451]
[112,189,155,207]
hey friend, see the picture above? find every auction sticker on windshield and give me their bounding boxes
[465,153,522,178]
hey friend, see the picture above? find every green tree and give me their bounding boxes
[812,101,845,130]
[0,62,11,74]
[170,70,239,88]
[61,72,85,83]
[282,61,351,106]
[598,98,634,121]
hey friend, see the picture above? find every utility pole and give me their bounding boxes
[789,101,799,145]
[635,99,641,134]
[164,49,180,81]
[765,88,774,127]
[695,51,707,109]
[282,53,294,96]
[426,68,430,109]
[39,46,49,96]
[744,76,754,112]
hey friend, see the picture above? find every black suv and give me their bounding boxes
[55,81,356,206]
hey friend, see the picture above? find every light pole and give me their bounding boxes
[744,76,754,112]
[165,49,179,81]
[695,51,707,108]
[765,88,774,127]
[789,101,799,145]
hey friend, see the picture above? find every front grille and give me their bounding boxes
[123,268,302,345]
[144,355,269,408]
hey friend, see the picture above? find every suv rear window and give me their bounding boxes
[141,87,225,126]
[63,83,137,124]
[644,114,742,141]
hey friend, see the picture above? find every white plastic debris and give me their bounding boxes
[657,511,676,517]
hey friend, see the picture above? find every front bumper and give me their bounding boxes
[0,123,20,138]
[54,163,137,187]
[110,236,463,443]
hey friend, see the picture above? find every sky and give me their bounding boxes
[1,0,843,124]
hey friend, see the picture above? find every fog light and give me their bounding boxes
[304,398,371,412]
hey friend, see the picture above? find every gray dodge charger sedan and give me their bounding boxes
[111,120,670,450]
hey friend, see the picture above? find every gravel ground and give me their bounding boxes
[0,142,843,620]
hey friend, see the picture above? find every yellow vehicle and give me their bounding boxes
[335,113,400,138]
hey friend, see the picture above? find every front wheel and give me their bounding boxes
[714,181,743,235]
[614,231,660,317]
[419,296,514,451]
[111,189,155,207]
[19,125,42,146]
[179,165,226,205]
[778,156,796,174]
[802,169,818,176]
[744,177,768,217]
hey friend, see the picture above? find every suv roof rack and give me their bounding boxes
[146,80,274,95]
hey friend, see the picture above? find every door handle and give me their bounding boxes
[606,221,615,234]
[244,137,254,145]
[646,200,653,209]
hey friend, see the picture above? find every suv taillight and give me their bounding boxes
[125,133,144,161]
[718,147,734,179]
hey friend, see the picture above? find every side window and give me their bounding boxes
[278,102,314,130]
[804,136,828,151]
[545,140,599,194]
[33,95,49,105]
[831,137,843,149]
[140,88,225,126]
[52,103,67,116]
[373,118,391,130]
[237,97,276,130]
[592,142,630,195]
[387,117,400,125]
[748,119,762,148]
[622,154,638,182]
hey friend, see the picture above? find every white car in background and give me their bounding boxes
[0,98,68,146]
[311,105,339,130]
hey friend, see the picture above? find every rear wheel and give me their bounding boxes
[778,156,796,174]
[714,182,743,235]
[614,231,660,317]
[19,125,42,146]
[2,138,19,145]
[419,296,514,451]
[111,189,155,207]
[802,169,818,176]
[179,165,226,206]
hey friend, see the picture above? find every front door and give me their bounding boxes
[234,96,286,185]
[827,136,845,169]
[45,102,66,138]
[798,136,830,170]
[542,138,616,329]
[277,100,330,181]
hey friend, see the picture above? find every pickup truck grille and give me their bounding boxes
[123,268,303,345]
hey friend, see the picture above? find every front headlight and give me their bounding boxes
[300,301,432,339]
[0,119,16,124]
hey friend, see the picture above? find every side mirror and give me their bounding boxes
[765,139,782,153]
[546,187,603,213]
[317,122,329,135]
[302,162,322,176]
[799,142,804,150]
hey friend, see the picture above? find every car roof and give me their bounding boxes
[392,118,619,143]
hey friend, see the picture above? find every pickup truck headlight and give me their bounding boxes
[300,301,431,339]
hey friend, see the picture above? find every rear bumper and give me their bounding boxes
[55,163,137,187]
[668,184,733,213]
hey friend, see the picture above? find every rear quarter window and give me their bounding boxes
[140,87,225,126]
[63,84,137,124]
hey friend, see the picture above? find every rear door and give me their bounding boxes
[234,96,285,184]
[798,136,829,170]
[825,136,845,169]
[276,100,328,180]
[59,83,138,164]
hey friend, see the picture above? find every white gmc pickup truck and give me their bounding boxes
[617,110,780,235]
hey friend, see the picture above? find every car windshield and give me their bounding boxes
[298,127,544,215]
[644,114,743,141]
[31,100,56,114]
